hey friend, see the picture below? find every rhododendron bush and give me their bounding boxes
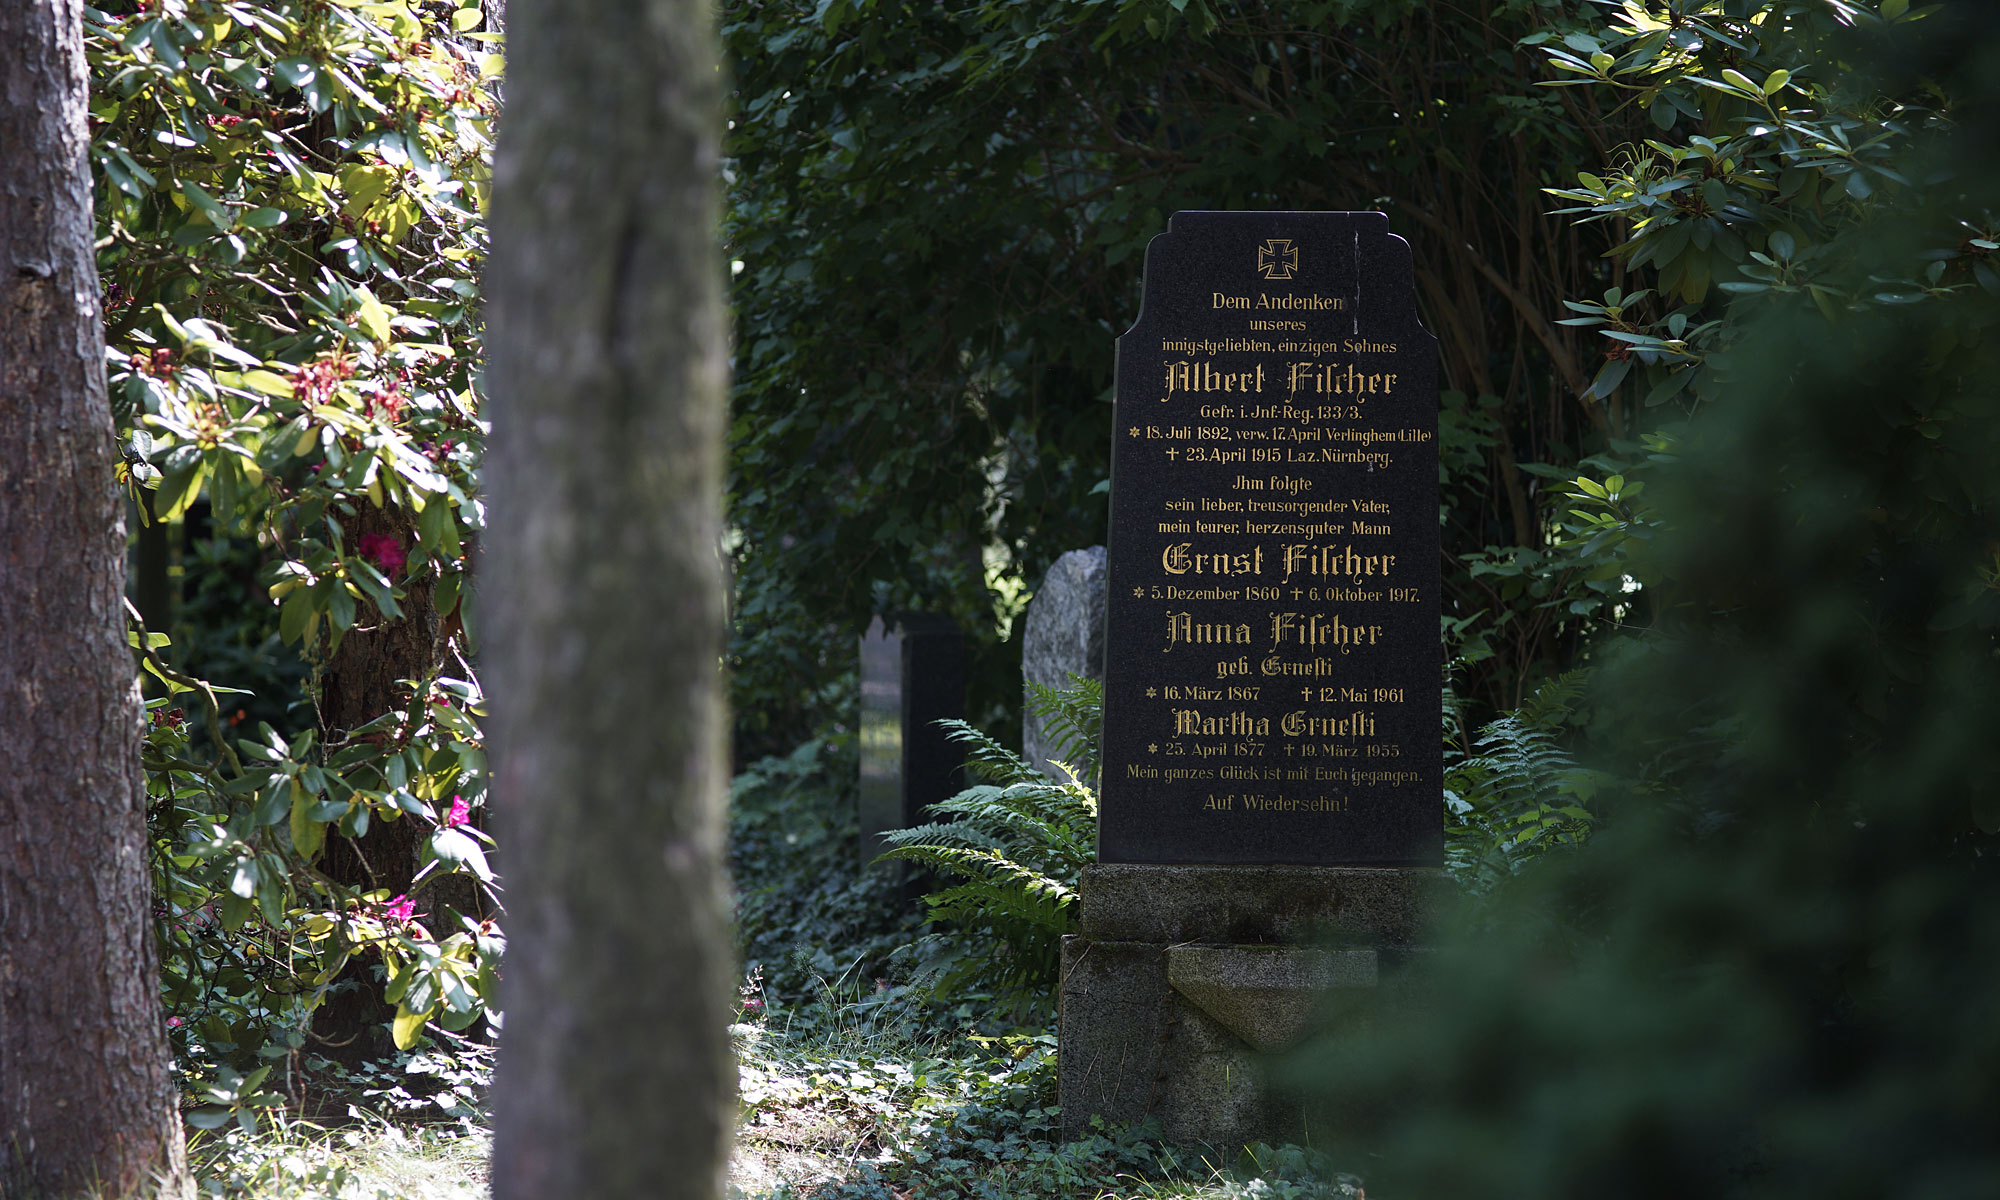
[91,0,502,1112]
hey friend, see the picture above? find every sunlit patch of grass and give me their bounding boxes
[185,1111,488,1200]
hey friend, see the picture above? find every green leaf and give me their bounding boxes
[430,828,495,881]
[273,56,317,88]
[278,587,314,645]
[230,857,259,899]
[355,293,394,343]
[239,369,295,397]
[290,780,325,860]
[152,457,206,522]
[435,570,461,617]
[181,180,229,226]
[328,582,358,631]
[417,493,451,554]
[253,777,290,826]
[392,1006,428,1050]
[340,164,396,213]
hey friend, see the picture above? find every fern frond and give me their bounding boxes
[880,674,1104,1018]
[1444,670,1603,893]
[936,719,1044,786]
[1026,674,1103,780]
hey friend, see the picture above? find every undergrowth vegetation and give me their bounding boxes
[722,676,1383,1199]
[730,1019,1365,1200]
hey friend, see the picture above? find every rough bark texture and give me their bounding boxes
[482,0,733,1195]
[0,3,190,1195]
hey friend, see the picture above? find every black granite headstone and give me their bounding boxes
[858,613,966,864]
[1098,211,1441,866]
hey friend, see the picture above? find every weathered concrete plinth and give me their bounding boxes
[1058,863,1443,1147]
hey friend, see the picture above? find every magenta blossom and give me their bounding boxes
[356,531,407,575]
[381,893,417,924]
[444,794,470,829]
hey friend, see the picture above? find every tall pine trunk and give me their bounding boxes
[0,2,189,1195]
[482,0,734,1194]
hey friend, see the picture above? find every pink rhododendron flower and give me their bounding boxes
[357,531,407,575]
[444,794,470,828]
[381,894,417,924]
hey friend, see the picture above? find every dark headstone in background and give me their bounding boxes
[1098,210,1441,866]
[1021,546,1107,781]
[857,613,966,864]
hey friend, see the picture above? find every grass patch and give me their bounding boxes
[187,1113,487,1199]
[731,1013,1366,1200]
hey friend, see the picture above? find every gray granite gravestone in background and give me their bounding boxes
[858,614,966,866]
[1021,546,1107,781]
[1060,210,1444,1147]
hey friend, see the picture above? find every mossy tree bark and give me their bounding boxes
[0,2,189,1195]
[482,0,733,1194]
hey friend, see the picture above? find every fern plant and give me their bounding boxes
[876,677,1101,1022]
[1024,673,1103,787]
[1444,670,1604,894]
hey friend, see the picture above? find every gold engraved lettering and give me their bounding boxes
[1280,710,1378,739]
[1284,361,1397,401]
[1279,544,1396,583]
[1160,543,1264,577]
[1163,360,1267,402]
[1268,612,1385,652]
[1172,708,1272,737]
[1164,611,1254,653]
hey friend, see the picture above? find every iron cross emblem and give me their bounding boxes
[1256,238,1298,280]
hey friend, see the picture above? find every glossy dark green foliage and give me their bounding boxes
[89,0,502,1100]
[1292,6,2000,1195]
[721,0,1652,754]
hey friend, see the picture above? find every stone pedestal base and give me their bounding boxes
[1058,864,1442,1147]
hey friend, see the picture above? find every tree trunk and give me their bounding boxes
[482,0,733,1195]
[311,502,450,1067]
[0,3,190,1195]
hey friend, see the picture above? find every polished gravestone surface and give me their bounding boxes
[1063,211,1443,1147]
[1099,209,1442,866]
